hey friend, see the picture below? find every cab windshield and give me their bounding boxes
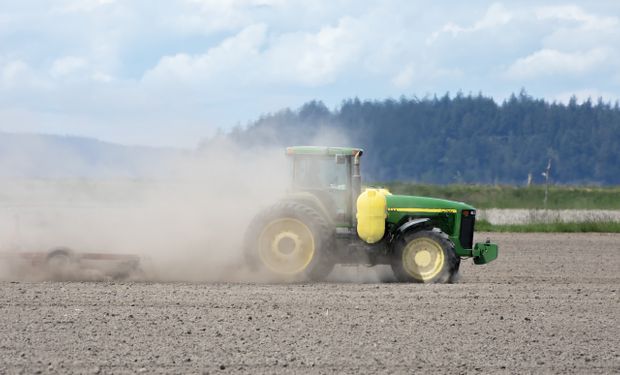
[292,156,349,191]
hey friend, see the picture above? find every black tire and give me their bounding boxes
[244,201,334,281]
[46,248,78,280]
[390,229,460,283]
[111,259,143,281]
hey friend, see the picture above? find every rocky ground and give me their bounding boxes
[1,233,618,374]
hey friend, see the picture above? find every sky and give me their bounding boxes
[0,0,619,148]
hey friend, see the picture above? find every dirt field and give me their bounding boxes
[1,233,618,374]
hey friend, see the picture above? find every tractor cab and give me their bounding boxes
[286,146,362,226]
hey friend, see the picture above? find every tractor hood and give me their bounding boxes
[385,194,475,213]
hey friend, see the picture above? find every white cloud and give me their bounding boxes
[506,48,611,79]
[187,0,284,10]
[171,0,286,34]
[533,5,620,52]
[51,56,88,78]
[391,64,415,88]
[49,56,115,83]
[389,63,463,90]
[536,5,619,31]
[427,3,512,44]
[1,60,28,83]
[143,23,267,84]
[1,1,620,147]
[92,71,114,83]
[144,16,363,87]
[265,16,363,86]
[0,60,47,89]
[57,0,117,13]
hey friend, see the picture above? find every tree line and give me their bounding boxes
[213,91,620,185]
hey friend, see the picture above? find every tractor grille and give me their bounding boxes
[459,214,475,249]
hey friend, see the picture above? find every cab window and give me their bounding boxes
[293,156,349,190]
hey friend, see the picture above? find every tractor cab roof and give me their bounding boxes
[286,146,363,157]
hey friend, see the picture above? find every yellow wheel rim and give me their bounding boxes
[258,218,315,275]
[402,237,445,281]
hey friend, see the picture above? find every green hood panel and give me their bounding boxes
[384,194,475,235]
[385,194,475,212]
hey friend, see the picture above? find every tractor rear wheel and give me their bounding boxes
[244,201,334,281]
[390,229,459,283]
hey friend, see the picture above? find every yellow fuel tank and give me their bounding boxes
[356,188,390,244]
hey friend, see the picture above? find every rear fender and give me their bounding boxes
[281,192,334,225]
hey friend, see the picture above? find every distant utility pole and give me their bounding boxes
[541,159,551,209]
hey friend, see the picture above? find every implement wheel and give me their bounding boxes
[46,248,78,280]
[244,201,334,281]
[390,230,459,283]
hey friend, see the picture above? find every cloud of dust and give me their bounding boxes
[0,136,288,281]
[0,127,387,283]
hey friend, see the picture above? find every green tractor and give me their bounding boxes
[244,146,498,283]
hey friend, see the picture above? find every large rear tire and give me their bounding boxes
[390,230,460,283]
[244,201,334,281]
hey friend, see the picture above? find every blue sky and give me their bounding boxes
[1,1,619,147]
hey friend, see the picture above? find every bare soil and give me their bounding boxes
[1,233,619,374]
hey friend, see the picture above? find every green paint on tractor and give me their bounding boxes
[244,146,498,283]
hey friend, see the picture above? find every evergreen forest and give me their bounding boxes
[223,91,620,185]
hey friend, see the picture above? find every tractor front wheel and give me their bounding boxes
[390,230,459,283]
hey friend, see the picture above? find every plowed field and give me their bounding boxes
[1,233,618,374]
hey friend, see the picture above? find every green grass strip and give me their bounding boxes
[379,183,620,210]
[477,219,620,233]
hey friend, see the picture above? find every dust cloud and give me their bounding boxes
[0,137,290,281]
[0,127,384,282]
